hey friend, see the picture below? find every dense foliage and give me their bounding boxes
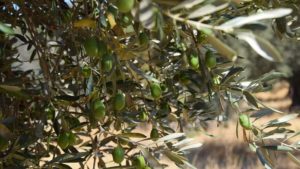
[0,0,300,168]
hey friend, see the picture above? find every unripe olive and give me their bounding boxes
[81,66,91,78]
[205,51,216,68]
[58,132,70,149]
[150,128,159,140]
[133,155,146,169]
[139,111,148,122]
[114,91,126,111]
[239,114,252,130]
[112,146,125,163]
[101,54,113,73]
[97,41,108,58]
[160,83,167,92]
[83,37,99,57]
[122,15,130,25]
[68,132,77,146]
[188,53,199,69]
[212,75,221,85]
[0,135,9,151]
[138,32,149,46]
[197,31,207,43]
[83,38,107,57]
[93,100,106,120]
[150,83,162,99]
[116,0,135,13]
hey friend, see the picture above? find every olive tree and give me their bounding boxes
[0,0,299,168]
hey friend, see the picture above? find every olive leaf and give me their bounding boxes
[236,32,283,62]
[140,146,163,169]
[264,114,299,127]
[163,150,185,165]
[262,145,294,152]
[0,22,14,35]
[219,8,292,30]
[206,34,237,61]
[243,91,259,108]
[118,132,147,138]
[178,142,203,151]
[188,3,228,19]
[256,148,273,169]
[155,133,185,143]
[171,0,204,11]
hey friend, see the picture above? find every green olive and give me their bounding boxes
[83,37,99,57]
[116,0,135,13]
[205,51,217,68]
[197,31,207,43]
[97,40,108,58]
[121,14,133,26]
[239,114,252,130]
[188,53,199,69]
[133,155,146,169]
[150,128,159,141]
[82,66,91,78]
[58,132,70,149]
[112,146,125,163]
[160,83,167,92]
[83,38,107,57]
[101,54,113,73]
[0,135,9,151]
[150,83,162,99]
[114,91,126,111]
[139,111,148,122]
[212,75,221,85]
[93,100,106,120]
[68,132,77,146]
[138,32,149,46]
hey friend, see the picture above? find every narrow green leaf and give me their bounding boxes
[118,132,147,138]
[178,143,202,151]
[243,91,259,108]
[155,133,185,143]
[265,114,298,127]
[188,3,228,19]
[220,8,292,30]
[206,34,237,61]
[263,145,294,152]
[163,150,185,165]
[139,146,163,169]
[0,22,14,35]
[236,32,283,62]
[251,109,273,119]
[171,0,204,11]
[173,138,194,147]
[49,152,90,163]
[256,148,272,169]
